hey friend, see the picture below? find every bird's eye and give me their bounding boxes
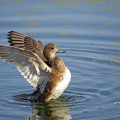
[51,47,54,49]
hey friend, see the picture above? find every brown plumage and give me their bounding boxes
[0,31,71,102]
[8,31,46,61]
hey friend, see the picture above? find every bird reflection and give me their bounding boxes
[27,97,72,120]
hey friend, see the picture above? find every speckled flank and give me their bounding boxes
[39,57,71,102]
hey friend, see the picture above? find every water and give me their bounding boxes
[0,0,120,119]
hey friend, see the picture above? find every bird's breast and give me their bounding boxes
[46,68,71,101]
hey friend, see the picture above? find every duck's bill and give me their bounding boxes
[57,49,66,53]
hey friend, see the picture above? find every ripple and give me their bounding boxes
[64,88,100,107]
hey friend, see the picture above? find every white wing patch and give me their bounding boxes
[17,63,39,89]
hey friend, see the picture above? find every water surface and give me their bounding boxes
[0,0,120,120]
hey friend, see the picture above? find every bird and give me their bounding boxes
[0,31,71,102]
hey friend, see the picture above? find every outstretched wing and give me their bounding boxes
[0,45,51,93]
[8,31,46,61]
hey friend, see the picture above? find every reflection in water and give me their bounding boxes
[27,97,72,120]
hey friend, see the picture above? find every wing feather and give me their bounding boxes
[8,31,46,61]
[0,45,51,91]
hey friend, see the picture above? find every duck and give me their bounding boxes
[0,31,71,102]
